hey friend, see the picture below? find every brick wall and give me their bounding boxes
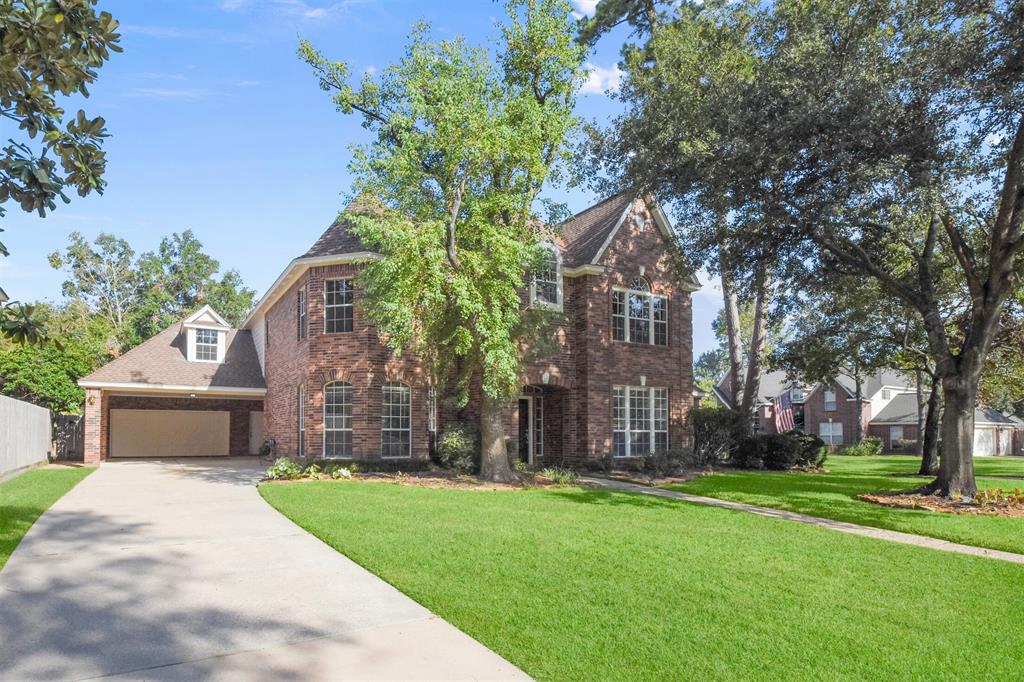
[803,382,871,445]
[260,199,695,465]
[83,389,107,464]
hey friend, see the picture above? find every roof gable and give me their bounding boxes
[182,305,229,329]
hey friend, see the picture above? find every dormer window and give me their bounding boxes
[195,329,219,361]
[530,244,563,311]
[182,305,230,364]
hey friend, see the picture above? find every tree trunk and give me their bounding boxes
[739,267,769,429]
[919,376,940,476]
[479,392,515,483]
[915,369,925,460]
[933,376,977,498]
[853,375,863,443]
[720,261,745,410]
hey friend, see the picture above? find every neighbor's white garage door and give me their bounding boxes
[110,409,230,458]
[973,427,996,456]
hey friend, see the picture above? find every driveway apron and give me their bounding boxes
[0,458,527,681]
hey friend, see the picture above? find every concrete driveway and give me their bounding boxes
[0,458,527,681]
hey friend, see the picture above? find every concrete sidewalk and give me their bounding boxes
[584,476,1024,565]
[0,458,527,681]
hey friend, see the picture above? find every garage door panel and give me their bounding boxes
[111,409,230,458]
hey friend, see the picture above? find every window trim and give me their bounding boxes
[611,279,668,346]
[297,287,308,340]
[381,382,412,459]
[297,384,306,457]
[323,381,353,459]
[194,328,220,363]
[890,425,904,449]
[823,388,837,411]
[612,385,669,458]
[819,421,843,446]
[529,243,563,312]
[323,278,354,334]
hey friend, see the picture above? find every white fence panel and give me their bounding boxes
[0,395,51,479]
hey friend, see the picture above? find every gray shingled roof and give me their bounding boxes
[303,193,637,268]
[871,393,919,423]
[80,324,265,389]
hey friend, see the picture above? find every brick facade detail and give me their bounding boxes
[260,200,695,464]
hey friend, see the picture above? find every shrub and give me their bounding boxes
[437,423,479,474]
[976,487,1024,508]
[304,462,322,479]
[692,407,742,466]
[843,436,884,457]
[266,457,302,480]
[731,432,826,470]
[732,436,766,469]
[327,464,353,479]
[788,431,829,468]
[641,449,695,479]
[512,459,534,475]
[541,466,578,485]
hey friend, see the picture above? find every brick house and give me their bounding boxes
[79,194,700,466]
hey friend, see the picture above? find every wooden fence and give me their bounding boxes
[0,395,52,480]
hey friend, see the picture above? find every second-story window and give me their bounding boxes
[530,245,562,310]
[824,388,837,411]
[195,329,219,361]
[612,277,667,345]
[325,279,353,333]
[297,287,307,340]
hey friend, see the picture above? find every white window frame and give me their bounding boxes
[612,385,669,457]
[790,387,805,403]
[529,243,563,312]
[381,382,412,459]
[323,381,353,459]
[297,384,306,457]
[324,279,354,334]
[427,385,438,434]
[194,328,219,362]
[881,388,892,400]
[612,278,668,345]
[823,388,837,411]
[819,421,842,446]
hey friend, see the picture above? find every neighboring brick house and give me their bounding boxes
[79,194,700,466]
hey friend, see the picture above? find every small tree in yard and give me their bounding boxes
[300,0,584,482]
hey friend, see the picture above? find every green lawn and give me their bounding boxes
[0,466,93,570]
[669,455,1024,555]
[261,481,1024,681]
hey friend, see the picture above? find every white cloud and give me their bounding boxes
[125,87,208,101]
[580,62,622,95]
[571,0,599,19]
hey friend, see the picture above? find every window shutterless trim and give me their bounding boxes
[611,285,668,346]
[612,385,668,457]
[323,279,354,334]
[381,382,412,459]
[323,381,353,459]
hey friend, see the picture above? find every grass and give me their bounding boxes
[669,455,1024,555]
[261,481,1024,681]
[0,466,94,570]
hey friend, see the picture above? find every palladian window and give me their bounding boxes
[612,277,667,345]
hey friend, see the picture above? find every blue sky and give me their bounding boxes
[2,0,720,357]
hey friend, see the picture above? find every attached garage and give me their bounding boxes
[78,306,267,463]
[110,409,230,458]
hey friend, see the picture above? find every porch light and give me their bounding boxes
[542,371,550,385]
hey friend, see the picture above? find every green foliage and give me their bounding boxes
[540,466,577,485]
[436,423,480,474]
[692,407,741,466]
[327,464,354,479]
[0,0,121,227]
[733,432,826,471]
[299,0,584,403]
[843,437,884,458]
[304,462,322,479]
[640,448,694,479]
[265,457,302,480]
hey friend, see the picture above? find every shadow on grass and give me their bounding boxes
[547,487,684,511]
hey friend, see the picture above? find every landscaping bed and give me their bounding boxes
[860,487,1024,517]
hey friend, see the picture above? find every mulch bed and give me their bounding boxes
[859,491,1024,517]
[265,469,573,491]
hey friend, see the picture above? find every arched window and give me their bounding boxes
[530,244,563,310]
[381,382,412,458]
[324,381,352,458]
[612,277,668,345]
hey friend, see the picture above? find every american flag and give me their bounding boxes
[774,392,795,432]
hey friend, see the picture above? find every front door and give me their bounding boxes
[518,397,532,463]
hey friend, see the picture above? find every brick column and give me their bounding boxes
[83,389,108,464]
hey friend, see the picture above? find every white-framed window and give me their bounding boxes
[381,382,411,458]
[324,279,353,333]
[530,245,563,310]
[195,328,219,362]
[881,388,892,400]
[534,395,544,460]
[323,381,352,458]
[612,386,669,457]
[790,387,805,403]
[612,278,667,345]
[427,385,438,434]
[890,425,904,449]
[297,384,306,457]
[297,287,307,340]
[819,421,843,446]
[824,388,836,411]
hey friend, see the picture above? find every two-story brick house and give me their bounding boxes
[79,194,700,466]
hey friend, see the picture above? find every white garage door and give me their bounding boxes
[110,409,230,458]
[973,427,995,456]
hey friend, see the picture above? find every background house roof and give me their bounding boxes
[80,324,265,389]
[872,395,1017,426]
